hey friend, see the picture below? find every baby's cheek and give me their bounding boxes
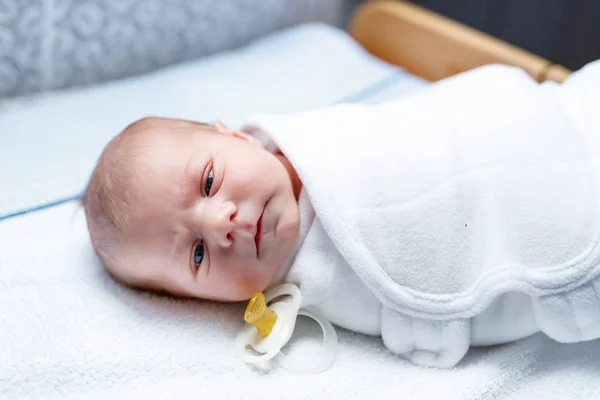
[263,155,288,182]
[227,273,268,301]
[221,257,259,282]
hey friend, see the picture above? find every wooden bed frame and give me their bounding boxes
[350,0,572,83]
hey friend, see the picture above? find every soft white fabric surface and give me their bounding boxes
[244,61,600,368]
[1,202,600,399]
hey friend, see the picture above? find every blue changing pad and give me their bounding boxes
[0,23,426,221]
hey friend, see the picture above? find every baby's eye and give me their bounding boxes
[193,240,205,270]
[204,168,214,196]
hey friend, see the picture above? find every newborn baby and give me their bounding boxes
[84,60,600,368]
[83,118,302,301]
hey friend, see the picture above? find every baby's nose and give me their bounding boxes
[209,201,236,247]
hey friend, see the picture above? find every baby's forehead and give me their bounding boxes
[119,118,212,143]
[117,120,212,160]
[110,117,219,198]
[121,126,208,199]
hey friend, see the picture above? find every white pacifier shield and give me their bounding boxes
[235,283,302,364]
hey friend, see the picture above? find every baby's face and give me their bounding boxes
[114,121,300,301]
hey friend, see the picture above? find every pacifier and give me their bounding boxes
[235,283,338,374]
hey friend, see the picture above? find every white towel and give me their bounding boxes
[1,202,600,399]
[242,61,600,368]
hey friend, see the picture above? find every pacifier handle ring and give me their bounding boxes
[263,283,301,305]
[235,283,338,374]
[236,340,281,364]
[276,308,338,374]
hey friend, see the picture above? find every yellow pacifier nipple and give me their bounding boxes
[244,292,278,338]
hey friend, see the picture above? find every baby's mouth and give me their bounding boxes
[254,211,264,258]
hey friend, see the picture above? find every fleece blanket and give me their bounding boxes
[243,61,600,368]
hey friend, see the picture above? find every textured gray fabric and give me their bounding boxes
[0,0,360,99]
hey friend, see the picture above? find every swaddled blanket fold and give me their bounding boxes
[243,62,600,368]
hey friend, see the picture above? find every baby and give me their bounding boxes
[84,60,600,369]
[83,118,302,301]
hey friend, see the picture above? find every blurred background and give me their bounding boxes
[1,0,598,100]
[0,0,361,99]
[411,0,600,71]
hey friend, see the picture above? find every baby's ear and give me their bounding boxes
[212,120,236,135]
[212,120,265,149]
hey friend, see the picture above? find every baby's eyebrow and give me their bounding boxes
[180,155,200,209]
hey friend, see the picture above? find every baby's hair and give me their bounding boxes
[82,116,214,289]
[82,119,143,273]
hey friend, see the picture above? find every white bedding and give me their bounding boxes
[1,23,599,399]
[2,203,600,399]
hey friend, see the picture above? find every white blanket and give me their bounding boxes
[244,61,600,368]
[2,202,600,400]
